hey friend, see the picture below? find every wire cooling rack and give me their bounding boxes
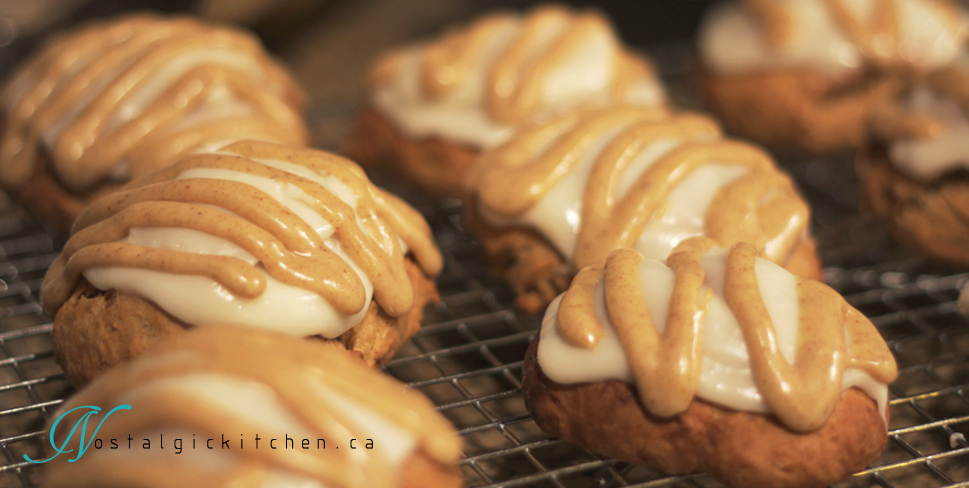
[0,26,967,488]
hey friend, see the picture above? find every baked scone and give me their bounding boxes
[41,140,443,386]
[464,107,820,313]
[523,237,898,488]
[0,14,309,230]
[695,0,968,153]
[345,4,666,198]
[858,59,969,265]
[39,325,463,488]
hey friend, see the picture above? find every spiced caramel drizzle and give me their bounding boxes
[0,14,308,193]
[372,5,658,125]
[42,326,462,488]
[743,0,963,62]
[556,239,898,432]
[468,107,810,270]
[40,140,443,322]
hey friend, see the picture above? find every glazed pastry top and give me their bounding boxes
[466,107,810,271]
[699,0,968,74]
[41,140,443,337]
[41,326,462,488]
[369,4,665,149]
[0,14,308,193]
[871,55,969,180]
[538,238,898,432]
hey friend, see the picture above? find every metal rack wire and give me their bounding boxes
[0,28,966,488]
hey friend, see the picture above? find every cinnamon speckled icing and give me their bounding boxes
[0,14,308,194]
[40,326,462,488]
[539,240,897,431]
[466,107,811,271]
[699,0,968,75]
[369,4,665,149]
[40,140,442,338]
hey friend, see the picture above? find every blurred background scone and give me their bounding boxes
[40,325,463,488]
[41,140,442,386]
[464,107,819,312]
[695,0,969,153]
[0,14,309,231]
[345,4,667,198]
[858,56,969,265]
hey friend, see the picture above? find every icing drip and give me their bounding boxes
[467,107,810,270]
[40,140,442,338]
[540,238,898,431]
[0,14,308,193]
[370,5,665,149]
[699,0,968,74]
[40,326,462,488]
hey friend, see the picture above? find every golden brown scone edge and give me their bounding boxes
[522,338,888,488]
[345,106,479,199]
[857,143,969,265]
[13,149,122,233]
[52,257,438,387]
[694,62,902,154]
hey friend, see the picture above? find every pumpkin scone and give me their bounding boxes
[0,14,309,230]
[464,107,820,313]
[523,239,897,488]
[858,57,969,265]
[41,141,442,386]
[40,325,463,488]
[345,4,666,198]
[695,0,969,153]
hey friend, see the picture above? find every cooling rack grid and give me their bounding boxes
[0,27,964,488]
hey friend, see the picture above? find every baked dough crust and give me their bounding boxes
[345,106,479,199]
[857,143,969,265]
[695,64,903,154]
[52,257,438,387]
[522,338,889,488]
[13,149,119,233]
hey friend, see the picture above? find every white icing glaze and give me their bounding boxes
[169,93,256,132]
[102,74,288,181]
[77,419,330,488]
[306,376,416,467]
[118,373,318,439]
[84,426,239,470]
[636,165,749,261]
[81,154,377,338]
[699,0,968,74]
[537,248,890,420]
[477,122,743,265]
[888,82,969,180]
[86,371,416,487]
[372,12,664,149]
[36,43,284,155]
[104,50,263,134]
